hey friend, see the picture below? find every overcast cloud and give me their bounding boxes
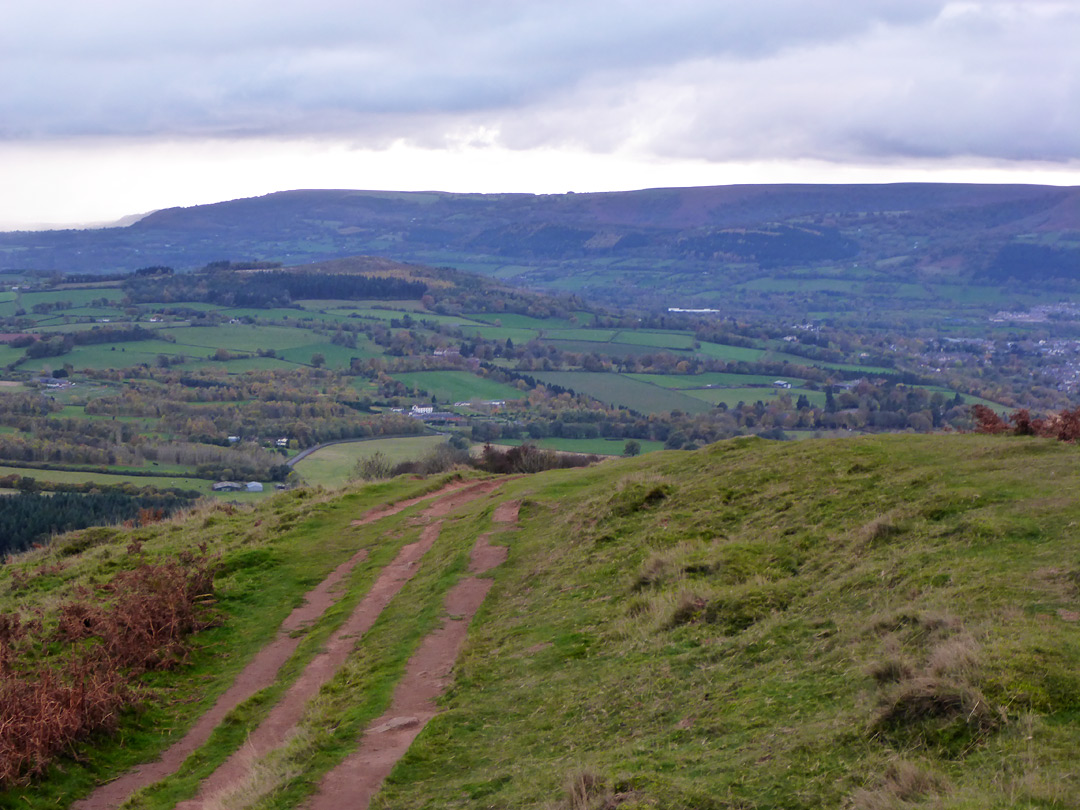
[6,0,1075,162]
[1,0,1078,227]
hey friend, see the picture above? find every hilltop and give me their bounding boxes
[2,432,1078,809]
[2,184,1079,328]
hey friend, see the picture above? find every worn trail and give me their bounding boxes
[172,480,503,810]
[75,478,481,810]
[304,500,518,810]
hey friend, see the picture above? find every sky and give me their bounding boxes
[2,0,1079,230]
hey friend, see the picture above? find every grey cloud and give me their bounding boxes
[1,1,944,138]
[2,1,1078,165]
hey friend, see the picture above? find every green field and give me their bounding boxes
[627,372,805,388]
[682,385,828,408]
[611,329,696,349]
[19,288,124,307]
[695,341,768,362]
[495,436,666,455]
[276,341,381,369]
[292,435,448,487]
[0,464,223,495]
[531,371,715,414]
[390,370,523,403]
[160,324,324,352]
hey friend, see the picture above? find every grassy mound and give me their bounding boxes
[375,434,1080,809]
[3,434,1080,809]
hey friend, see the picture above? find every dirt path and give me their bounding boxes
[72,548,372,810]
[75,478,485,810]
[171,480,504,810]
[350,478,477,526]
[304,524,515,809]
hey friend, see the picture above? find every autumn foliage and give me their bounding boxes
[0,549,218,785]
[972,404,1080,442]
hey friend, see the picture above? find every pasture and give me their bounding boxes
[292,435,448,487]
[390,370,523,403]
[530,371,714,414]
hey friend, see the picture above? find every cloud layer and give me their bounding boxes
[4,0,1076,165]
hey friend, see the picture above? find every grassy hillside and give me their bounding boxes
[3,434,1080,808]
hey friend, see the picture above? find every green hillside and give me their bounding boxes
[3,434,1079,808]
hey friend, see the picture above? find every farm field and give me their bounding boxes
[530,371,714,414]
[681,385,828,408]
[292,434,448,487]
[626,372,804,388]
[390,370,523,403]
[0,464,226,495]
[494,436,667,455]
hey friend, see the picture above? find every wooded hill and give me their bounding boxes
[2,433,1077,808]
[2,184,1078,322]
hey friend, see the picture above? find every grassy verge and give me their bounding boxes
[0,475,467,809]
[370,435,1080,809]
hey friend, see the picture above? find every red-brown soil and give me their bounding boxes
[350,479,476,526]
[174,523,443,810]
[71,548,370,810]
[170,480,504,809]
[304,522,513,810]
[75,478,492,810]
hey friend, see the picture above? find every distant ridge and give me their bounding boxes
[1,184,1077,312]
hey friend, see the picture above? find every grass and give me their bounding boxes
[292,436,449,487]
[390,370,523,404]
[159,325,324,353]
[530,371,715,415]
[367,434,1080,808]
[494,436,667,456]
[8,435,1080,809]
[0,476,467,809]
[627,372,806,388]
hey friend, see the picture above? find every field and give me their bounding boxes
[292,435,449,487]
[530,371,715,414]
[390,370,523,403]
[493,436,666,455]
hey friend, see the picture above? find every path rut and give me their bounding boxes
[171,480,503,810]
[304,503,517,809]
[75,478,482,810]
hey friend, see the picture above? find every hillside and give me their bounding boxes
[2,434,1078,809]
[2,184,1079,326]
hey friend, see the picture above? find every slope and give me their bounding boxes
[2,434,1079,809]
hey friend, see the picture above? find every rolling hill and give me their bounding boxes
[2,433,1078,808]
[2,185,1078,320]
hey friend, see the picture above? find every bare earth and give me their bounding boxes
[305,531,511,810]
[175,522,444,810]
[170,479,505,810]
[75,477,485,810]
[71,548,370,810]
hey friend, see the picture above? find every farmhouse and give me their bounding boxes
[212,481,244,492]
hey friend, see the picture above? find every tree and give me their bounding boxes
[623,439,641,457]
[310,353,326,368]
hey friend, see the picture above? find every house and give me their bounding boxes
[246,482,263,492]
[772,380,792,389]
[212,481,243,492]
[227,435,240,444]
[411,405,434,415]
[275,437,289,448]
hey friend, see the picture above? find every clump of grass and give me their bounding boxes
[850,759,948,809]
[871,677,1002,755]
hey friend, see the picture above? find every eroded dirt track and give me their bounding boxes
[174,523,443,810]
[71,547,371,810]
[75,478,488,810]
[304,528,513,810]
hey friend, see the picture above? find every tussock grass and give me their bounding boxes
[369,435,1080,809]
